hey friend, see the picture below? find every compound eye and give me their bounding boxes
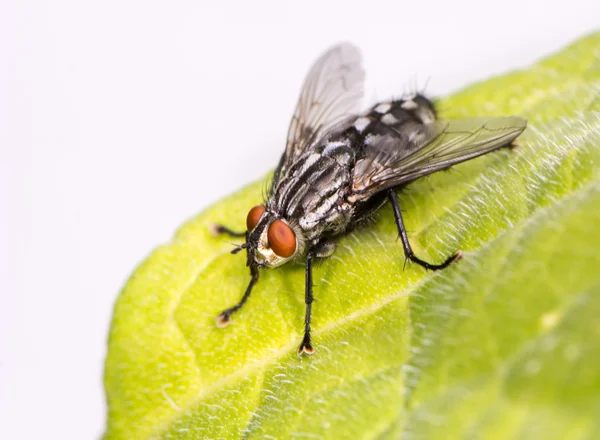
[267,219,296,258]
[246,205,266,231]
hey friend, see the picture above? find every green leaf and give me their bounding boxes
[104,32,600,439]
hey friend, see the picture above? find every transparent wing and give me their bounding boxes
[351,116,527,198]
[274,43,364,183]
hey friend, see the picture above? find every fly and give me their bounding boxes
[213,44,527,355]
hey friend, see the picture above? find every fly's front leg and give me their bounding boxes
[298,250,315,355]
[216,264,259,327]
[210,223,246,238]
[387,189,462,270]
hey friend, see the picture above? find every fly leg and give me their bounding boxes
[298,250,316,355]
[297,240,336,355]
[216,264,259,327]
[388,189,462,270]
[210,223,246,237]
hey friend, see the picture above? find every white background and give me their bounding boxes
[1,1,599,438]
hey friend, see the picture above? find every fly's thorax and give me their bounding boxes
[245,207,306,268]
[269,139,357,242]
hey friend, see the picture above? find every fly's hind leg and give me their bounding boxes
[387,189,462,270]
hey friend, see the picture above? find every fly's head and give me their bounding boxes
[234,205,304,268]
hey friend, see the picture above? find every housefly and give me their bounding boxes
[213,44,526,355]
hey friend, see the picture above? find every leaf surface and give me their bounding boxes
[104,32,600,440]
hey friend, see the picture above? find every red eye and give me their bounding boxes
[246,205,265,231]
[267,219,296,258]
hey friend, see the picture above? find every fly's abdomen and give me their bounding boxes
[345,94,437,143]
[367,94,436,125]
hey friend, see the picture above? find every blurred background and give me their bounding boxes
[1,0,599,438]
